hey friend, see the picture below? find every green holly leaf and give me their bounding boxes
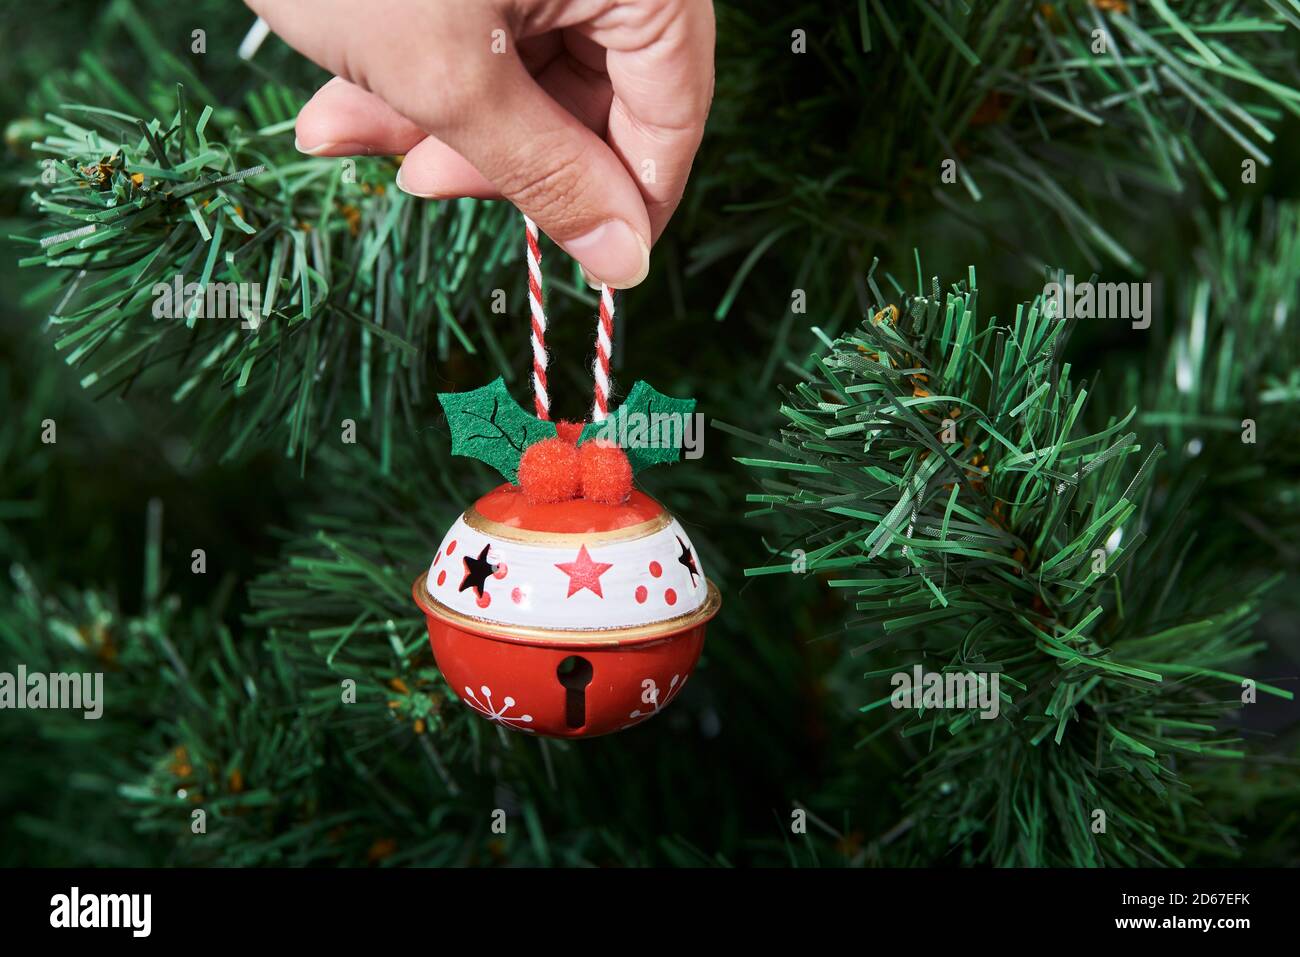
[579,380,698,474]
[438,377,556,483]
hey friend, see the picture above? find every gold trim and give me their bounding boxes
[413,571,721,647]
[460,506,672,545]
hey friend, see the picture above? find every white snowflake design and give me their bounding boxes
[623,673,687,729]
[461,684,536,732]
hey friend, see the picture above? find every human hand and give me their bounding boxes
[245,0,716,289]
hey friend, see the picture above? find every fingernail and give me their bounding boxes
[295,137,372,156]
[558,220,650,289]
[295,136,333,155]
[395,165,440,198]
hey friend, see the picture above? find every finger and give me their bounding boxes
[592,0,716,243]
[395,51,615,199]
[294,40,610,158]
[293,77,500,195]
[532,47,612,137]
[298,70,614,206]
[245,0,489,129]
[304,60,615,203]
[396,137,500,198]
[440,57,652,288]
[294,77,426,155]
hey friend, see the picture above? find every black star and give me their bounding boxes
[460,544,495,598]
[676,536,699,585]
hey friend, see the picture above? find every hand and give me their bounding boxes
[245,0,716,288]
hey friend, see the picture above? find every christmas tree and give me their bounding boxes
[2,0,1297,866]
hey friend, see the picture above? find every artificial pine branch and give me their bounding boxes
[736,270,1292,864]
[12,80,536,468]
[1137,200,1300,565]
[707,0,1300,331]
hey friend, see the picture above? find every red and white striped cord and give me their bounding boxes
[522,213,616,424]
[524,215,549,420]
[591,284,615,422]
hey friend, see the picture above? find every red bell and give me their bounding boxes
[413,483,720,737]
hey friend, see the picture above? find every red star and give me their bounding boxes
[555,545,613,598]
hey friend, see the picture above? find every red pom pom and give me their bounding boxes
[518,438,580,504]
[579,439,633,505]
[555,420,584,444]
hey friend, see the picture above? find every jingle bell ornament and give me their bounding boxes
[412,217,719,737]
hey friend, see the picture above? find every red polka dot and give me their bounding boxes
[446,540,457,556]
[649,561,662,578]
[493,562,508,579]
[476,592,492,609]
[511,587,524,604]
[436,570,447,587]
[432,551,440,566]
[635,585,648,603]
[664,588,677,606]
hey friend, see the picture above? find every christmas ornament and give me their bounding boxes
[413,216,719,737]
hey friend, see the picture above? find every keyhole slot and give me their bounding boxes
[556,656,594,730]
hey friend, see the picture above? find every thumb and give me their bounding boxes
[433,58,652,289]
